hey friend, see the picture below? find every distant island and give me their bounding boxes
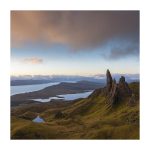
[11,80,104,106]
[11,79,53,86]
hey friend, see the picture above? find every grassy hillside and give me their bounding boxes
[11,82,139,139]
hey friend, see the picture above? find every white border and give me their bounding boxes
[0,0,150,150]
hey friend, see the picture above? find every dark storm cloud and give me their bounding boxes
[11,11,139,58]
[102,40,139,59]
[108,45,138,59]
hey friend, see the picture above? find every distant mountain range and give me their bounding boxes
[11,74,139,86]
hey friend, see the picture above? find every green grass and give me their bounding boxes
[11,82,139,139]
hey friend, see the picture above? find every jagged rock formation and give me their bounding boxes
[106,69,113,92]
[107,78,119,106]
[106,70,132,107]
[118,76,132,97]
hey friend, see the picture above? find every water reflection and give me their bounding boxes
[31,90,93,102]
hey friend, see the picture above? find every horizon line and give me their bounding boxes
[11,73,140,77]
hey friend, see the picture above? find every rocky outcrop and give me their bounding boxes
[106,70,132,108]
[118,76,132,97]
[107,79,119,106]
[106,69,113,92]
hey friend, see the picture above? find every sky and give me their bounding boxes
[11,11,139,76]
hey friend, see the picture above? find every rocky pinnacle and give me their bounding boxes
[106,69,113,92]
[106,70,132,108]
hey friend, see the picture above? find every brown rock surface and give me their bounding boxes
[118,76,132,97]
[106,71,132,107]
[106,69,113,92]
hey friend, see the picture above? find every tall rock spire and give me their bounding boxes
[118,76,132,97]
[106,69,112,92]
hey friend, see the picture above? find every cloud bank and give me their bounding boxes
[11,11,139,58]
